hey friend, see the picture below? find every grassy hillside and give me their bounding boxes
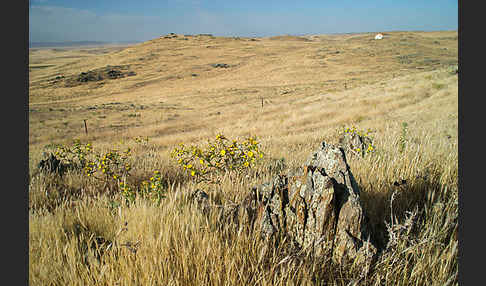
[29,31,458,285]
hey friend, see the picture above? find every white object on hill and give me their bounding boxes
[374,33,384,40]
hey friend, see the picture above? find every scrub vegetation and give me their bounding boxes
[29,31,458,285]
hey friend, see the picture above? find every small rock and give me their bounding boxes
[393,179,407,187]
[190,190,210,214]
[106,69,124,79]
[339,131,373,156]
[38,153,69,175]
[211,63,230,68]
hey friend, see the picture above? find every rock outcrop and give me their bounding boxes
[192,141,377,267]
[62,65,136,87]
[252,142,376,263]
[211,63,230,68]
[339,130,373,157]
[194,142,377,271]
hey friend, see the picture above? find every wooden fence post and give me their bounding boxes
[84,119,88,134]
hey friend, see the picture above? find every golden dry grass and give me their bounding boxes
[29,31,458,285]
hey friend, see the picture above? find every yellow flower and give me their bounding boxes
[200,159,204,164]
[191,170,196,176]
[247,151,254,158]
[220,150,226,156]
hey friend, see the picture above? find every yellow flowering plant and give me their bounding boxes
[171,134,264,184]
[54,139,92,170]
[140,170,167,205]
[83,148,132,183]
[341,126,376,157]
[134,135,150,146]
[50,138,160,204]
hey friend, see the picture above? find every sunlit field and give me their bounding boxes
[29,31,458,285]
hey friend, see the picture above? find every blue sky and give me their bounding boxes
[29,0,458,43]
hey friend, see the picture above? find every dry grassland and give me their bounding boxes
[29,31,458,285]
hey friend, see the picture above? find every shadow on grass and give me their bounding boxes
[359,166,456,250]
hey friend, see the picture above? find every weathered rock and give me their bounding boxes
[189,141,377,268]
[211,63,230,68]
[163,33,178,39]
[38,153,69,175]
[77,71,102,82]
[106,69,124,79]
[242,141,377,266]
[339,131,372,156]
[62,65,135,87]
[252,175,288,240]
[190,189,211,215]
